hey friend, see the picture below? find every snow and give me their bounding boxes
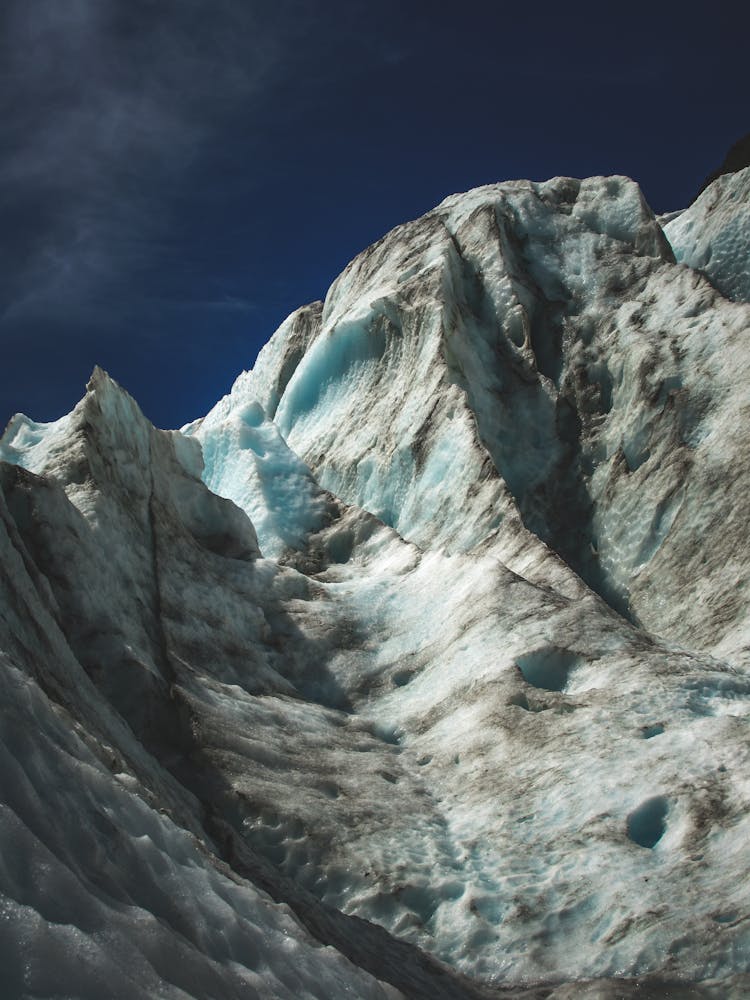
[2,170,750,998]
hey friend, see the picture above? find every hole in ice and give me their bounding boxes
[506,309,527,349]
[416,754,432,766]
[326,529,354,564]
[370,722,401,745]
[440,879,466,902]
[659,374,683,400]
[641,723,665,739]
[317,781,340,799]
[626,795,668,849]
[713,912,737,924]
[622,429,651,472]
[392,669,414,687]
[586,361,614,413]
[516,647,579,692]
[378,770,398,784]
[506,691,547,712]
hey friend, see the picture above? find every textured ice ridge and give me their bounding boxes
[1,170,750,999]
[664,165,750,304]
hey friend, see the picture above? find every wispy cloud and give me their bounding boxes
[0,0,296,326]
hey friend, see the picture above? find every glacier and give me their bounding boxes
[1,168,750,999]
[664,166,750,305]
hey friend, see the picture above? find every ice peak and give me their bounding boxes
[86,363,110,389]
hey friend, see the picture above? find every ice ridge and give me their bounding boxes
[1,170,750,999]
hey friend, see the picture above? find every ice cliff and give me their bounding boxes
[1,168,750,999]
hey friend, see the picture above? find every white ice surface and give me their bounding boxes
[0,388,403,999]
[245,173,750,655]
[184,386,328,560]
[0,660,399,1000]
[3,169,750,998]
[664,166,750,303]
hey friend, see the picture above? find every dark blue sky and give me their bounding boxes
[1,0,746,430]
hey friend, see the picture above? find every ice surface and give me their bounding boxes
[185,385,329,560]
[0,659,402,1000]
[664,166,750,303]
[248,173,750,656]
[3,169,750,998]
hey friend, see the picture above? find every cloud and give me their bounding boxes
[0,0,295,327]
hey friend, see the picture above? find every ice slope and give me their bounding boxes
[185,168,750,987]
[189,397,750,989]
[0,659,397,1000]
[263,501,750,986]
[664,166,750,304]
[3,168,750,999]
[0,371,500,1000]
[5,369,750,998]
[234,173,750,659]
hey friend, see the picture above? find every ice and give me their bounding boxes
[0,662,399,1000]
[253,173,750,654]
[3,168,750,998]
[626,796,669,849]
[0,371,485,999]
[664,166,750,303]
[185,383,328,559]
[183,171,750,986]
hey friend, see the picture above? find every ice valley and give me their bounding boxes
[1,169,750,999]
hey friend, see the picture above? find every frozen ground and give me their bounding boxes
[1,168,749,998]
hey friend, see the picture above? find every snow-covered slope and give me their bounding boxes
[2,170,750,999]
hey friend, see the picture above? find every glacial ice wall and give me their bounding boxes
[664,166,750,304]
[2,169,750,999]
[233,173,750,657]
[187,171,750,988]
